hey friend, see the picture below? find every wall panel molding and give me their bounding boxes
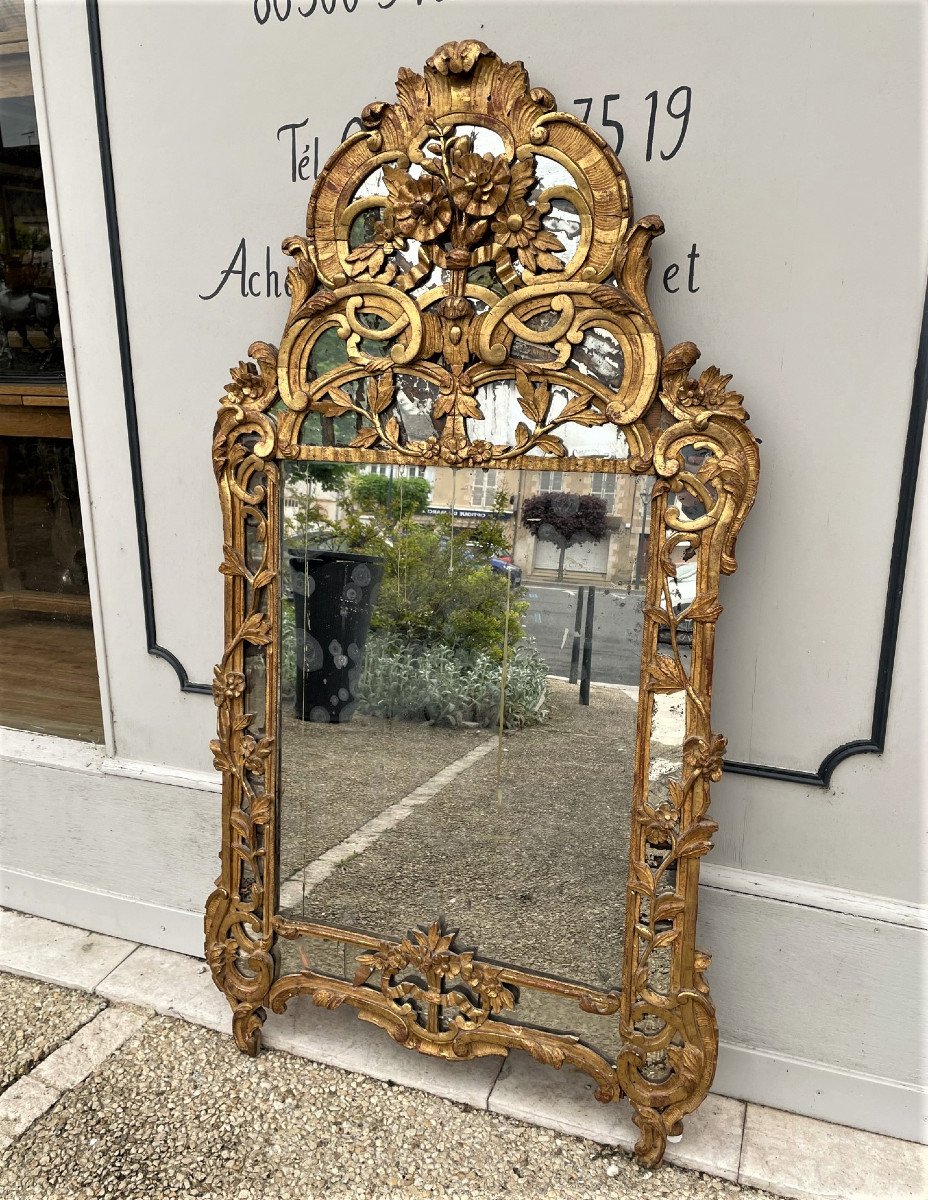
[84,0,927,781]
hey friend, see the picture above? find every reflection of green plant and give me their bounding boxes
[281,597,297,702]
[284,471,525,690]
[287,460,355,494]
[355,634,548,729]
[283,461,355,544]
[468,489,513,556]
[372,519,524,661]
[348,472,430,519]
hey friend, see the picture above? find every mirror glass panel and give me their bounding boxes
[278,460,684,1040]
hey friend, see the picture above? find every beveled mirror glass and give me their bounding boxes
[207,41,758,1165]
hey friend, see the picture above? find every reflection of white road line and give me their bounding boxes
[547,674,636,696]
[651,692,686,747]
[279,739,495,911]
[649,757,680,782]
[560,627,569,649]
[527,585,577,598]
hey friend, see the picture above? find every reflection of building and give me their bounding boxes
[428,466,651,586]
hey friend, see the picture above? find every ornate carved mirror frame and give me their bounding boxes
[206,41,759,1165]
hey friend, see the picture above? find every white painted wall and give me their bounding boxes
[1,0,925,1145]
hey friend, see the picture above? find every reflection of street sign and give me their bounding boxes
[425,506,512,520]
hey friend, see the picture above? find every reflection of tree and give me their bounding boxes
[371,519,524,661]
[521,491,608,581]
[349,471,430,520]
[283,461,354,542]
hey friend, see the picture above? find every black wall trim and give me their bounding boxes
[84,1,926,764]
[87,1,210,695]
[725,280,927,789]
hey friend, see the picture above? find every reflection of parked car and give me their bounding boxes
[489,551,522,587]
[456,541,522,587]
[658,558,696,645]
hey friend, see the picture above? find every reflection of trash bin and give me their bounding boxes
[288,548,384,723]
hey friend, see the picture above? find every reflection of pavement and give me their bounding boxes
[278,713,488,883]
[522,583,690,687]
[278,679,655,1060]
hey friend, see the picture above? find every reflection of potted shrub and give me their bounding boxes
[288,547,384,723]
[521,491,607,580]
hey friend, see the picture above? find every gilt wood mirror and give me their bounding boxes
[206,40,759,1166]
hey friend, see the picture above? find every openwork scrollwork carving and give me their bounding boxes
[207,41,759,1167]
[274,40,662,470]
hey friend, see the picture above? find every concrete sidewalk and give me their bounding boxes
[0,974,769,1200]
[1,908,926,1199]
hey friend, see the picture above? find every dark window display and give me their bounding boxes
[0,1,101,741]
[0,3,61,380]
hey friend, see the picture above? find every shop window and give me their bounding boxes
[0,2,102,741]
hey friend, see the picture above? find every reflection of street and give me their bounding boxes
[523,583,644,687]
[521,584,635,688]
[521,583,691,688]
[278,680,640,1059]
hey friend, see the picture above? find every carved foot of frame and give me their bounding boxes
[232,1004,266,1056]
[629,1108,689,1163]
[631,1105,669,1167]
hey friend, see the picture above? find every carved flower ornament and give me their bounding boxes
[449,149,511,217]
[384,168,452,243]
[212,668,246,705]
[661,343,750,428]
[346,130,566,281]
[224,362,264,405]
[344,212,409,280]
[492,198,565,272]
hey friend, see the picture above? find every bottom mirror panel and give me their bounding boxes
[276,934,623,1063]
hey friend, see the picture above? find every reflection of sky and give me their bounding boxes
[353,167,385,199]
[545,200,581,263]
[0,96,38,148]
[467,379,629,460]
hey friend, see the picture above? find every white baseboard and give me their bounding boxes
[0,868,204,958]
[701,863,927,930]
[715,1040,927,1145]
[0,728,220,794]
[100,757,221,793]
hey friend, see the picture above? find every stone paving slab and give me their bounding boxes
[2,909,927,1200]
[0,1014,778,1200]
[0,909,136,991]
[0,1076,58,1140]
[30,1006,149,1093]
[489,1051,746,1181]
[95,944,229,1031]
[739,1104,928,1200]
